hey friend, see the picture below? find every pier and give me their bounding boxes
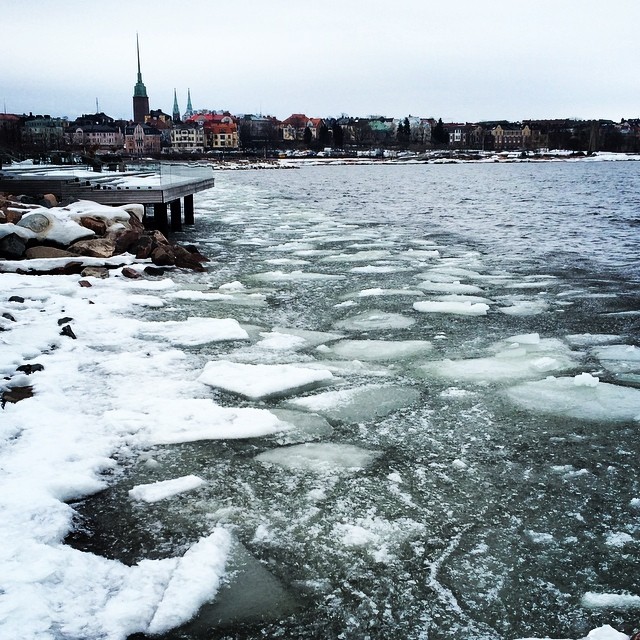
[0,163,215,233]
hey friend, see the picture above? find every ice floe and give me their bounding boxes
[284,384,421,423]
[324,339,433,361]
[107,399,290,444]
[415,336,580,384]
[128,475,206,503]
[333,310,416,331]
[136,317,249,346]
[581,592,640,610]
[413,300,490,316]
[255,442,380,472]
[197,360,333,400]
[504,375,640,421]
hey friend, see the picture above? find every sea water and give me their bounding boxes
[69,161,640,639]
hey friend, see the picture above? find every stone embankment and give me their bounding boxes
[0,192,209,275]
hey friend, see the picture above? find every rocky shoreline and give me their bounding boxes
[0,192,209,276]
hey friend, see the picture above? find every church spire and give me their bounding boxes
[172,89,181,123]
[183,88,194,119]
[132,33,149,123]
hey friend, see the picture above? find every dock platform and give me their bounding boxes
[0,163,215,232]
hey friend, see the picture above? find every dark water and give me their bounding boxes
[71,161,640,639]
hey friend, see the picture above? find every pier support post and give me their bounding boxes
[184,194,194,225]
[154,202,168,233]
[170,199,182,232]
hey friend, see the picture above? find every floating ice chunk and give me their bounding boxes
[107,399,289,443]
[631,498,640,508]
[250,270,345,282]
[499,300,549,316]
[593,345,640,373]
[334,310,415,331]
[285,384,420,423]
[581,592,640,610]
[594,345,640,361]
[504,377,640,421]
[605,532,633,547]
[505,278,558,289]
[417,281,483,295]
[198,361,333,400]
[335,523,379,546]
[416,337,578,384]
[129,295,166,308]
[264,327,344,349]
[326,339,432,361]
[256,331,308,350]
[128,475,206,503]
[321,249,392,262]
[413,300,489,316]
[565,333,620,347]
[506,333,541,345]
[167,289,267,306]
[350,265,413,274]
[263,257,311,266]
[270,409,333,443]
[526,530,554,544]
[585,626,631,640]
[398,248,440,260]
[434,294,493,304]
[147,529,232,634]
[218,281,246,292]
[574,372,600,387]
[357,287,425,297]
[255,442,380,472]
[137,317,249,346]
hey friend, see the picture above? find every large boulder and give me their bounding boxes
[69,238,116,258]
[17,212,51,233]
[79,216,107,236]
[0,233,27,259]
[25,246,77,259]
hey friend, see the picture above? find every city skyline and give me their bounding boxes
[3,0,640,123]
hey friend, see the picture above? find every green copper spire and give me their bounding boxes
[133,33,148,98]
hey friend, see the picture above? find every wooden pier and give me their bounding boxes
[0,164,215,233]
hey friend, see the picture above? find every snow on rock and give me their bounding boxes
[197,360,334,400]
[504,376,640,421]
[255,442,380,472]
[284,383,421,423]
[413,300,489,316]
[19,209,95,245]
[128,475,206,503]
[325,339,433,361]
[415,337,578,384]
[136,317,249,346]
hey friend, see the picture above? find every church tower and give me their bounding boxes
[132,34,149,123]
[183,88,194,120]
[172,89,181,123]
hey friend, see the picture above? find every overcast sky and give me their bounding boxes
[2,0,639,123]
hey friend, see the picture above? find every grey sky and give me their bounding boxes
[3,0,639,122]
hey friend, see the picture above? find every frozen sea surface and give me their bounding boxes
[2,162,640,640]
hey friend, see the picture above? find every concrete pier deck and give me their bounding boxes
[0,163,215,232]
